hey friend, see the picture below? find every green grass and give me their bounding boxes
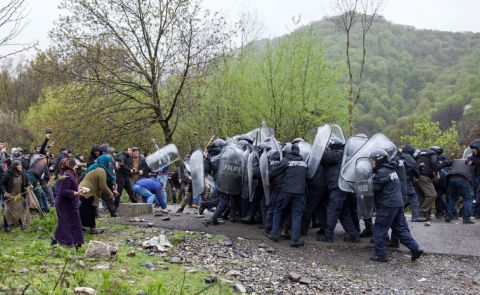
[0,212,233,295]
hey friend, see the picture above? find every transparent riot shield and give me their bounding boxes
[354,157,375,219]
[145,144,180,172]
[340,133,396,192]
[247,151,256,201]
[190,149,205,199]
[331,124,346,144]
[298,141,312,162]
[307,124,331,179]
[216,146,244,195]
[259,151,270,205]
[463,147,472,159]
[338,135,369,192]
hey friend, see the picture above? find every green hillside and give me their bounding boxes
[304,16,480,141]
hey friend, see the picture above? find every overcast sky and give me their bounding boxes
[1,0,479,58]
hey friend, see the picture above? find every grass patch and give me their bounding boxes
[0,212,233,294]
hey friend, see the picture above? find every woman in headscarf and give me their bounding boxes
[79,155,115,234]
[0,160,29,232]
[52,158,84,248]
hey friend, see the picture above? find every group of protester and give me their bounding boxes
[1,126,479,262]
[0,133,168,249]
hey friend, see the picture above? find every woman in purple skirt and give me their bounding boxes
[52,158,84,249]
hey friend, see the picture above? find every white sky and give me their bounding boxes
[1,0,479,58]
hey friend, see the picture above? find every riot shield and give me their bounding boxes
[260,120,275,139]
[183,160,191,177]
[29,154,42,167]
[307,125,331,179]
[338,135,369,192]
[331,124,346,144]
[145,144,180,172]
[241,149,251,199]
[190,149,205,199]
[298,141,312,162]
[354,158,375,219]
[463,147,472,159]
[226,137,235,146]
[216,146,244,195]
[259,151,270,205]
[247,151,256,201]
[340,133,395,192]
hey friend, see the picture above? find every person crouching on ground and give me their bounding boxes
[368,149,423,262]
[133,177,168,213]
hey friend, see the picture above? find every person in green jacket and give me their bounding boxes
[79,155,116,234]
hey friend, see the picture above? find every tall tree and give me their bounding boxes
[329,0,382,135]
[0,0,36,59]
[52,0,231,144]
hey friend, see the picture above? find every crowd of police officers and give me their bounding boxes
[172,123,480,262]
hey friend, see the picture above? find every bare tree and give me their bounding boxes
[0,0,36,59]
[52,0,231,144]
[330,0,382,134]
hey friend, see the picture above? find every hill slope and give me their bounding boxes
[286,16,480,139]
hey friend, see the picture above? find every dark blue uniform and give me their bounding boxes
[269,147,306,244]
[322,148,359,242]
[302,164,328,235]
[401,145,421,221]
[372,161,421,259]
[263,153,282,233]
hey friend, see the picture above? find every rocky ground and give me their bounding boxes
[116,206,480,294]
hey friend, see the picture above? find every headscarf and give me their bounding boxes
[60,158,76,175]
[85,154,115,184]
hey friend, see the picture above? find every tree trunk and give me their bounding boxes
[158,118,173,144]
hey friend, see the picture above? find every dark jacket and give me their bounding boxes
[321,148,344,191]
[270,149,307,195]
[466,154,480,178]
[204,146,223,179]
[393,153,408,196]
[0,170,29,195]
[53,154,69,177]
[18,157,30,171]
[307,163,327,192]
[117,152,133,177]
[401,152,419,195]
[269,158,283,192]
[416,149,440,178]
[372,161,404,208]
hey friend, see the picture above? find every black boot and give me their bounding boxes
[370,256,388,262]
[411,249,424,261]
[290,240,305,247]
[199,203,207,215]
[359,228,373,238]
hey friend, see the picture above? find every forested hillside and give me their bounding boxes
[308,16,480,141]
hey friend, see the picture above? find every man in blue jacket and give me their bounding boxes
[133,178,167,209]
